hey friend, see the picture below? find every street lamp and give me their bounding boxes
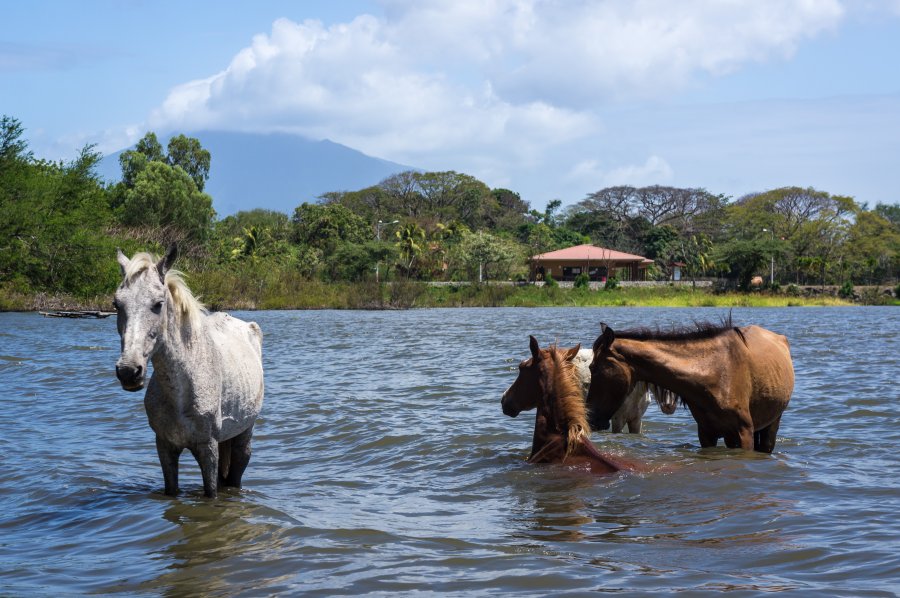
[762,228,775,285]
[375,219,399,283]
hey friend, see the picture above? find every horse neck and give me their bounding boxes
[615,336,723,399]
[152,291,205,376]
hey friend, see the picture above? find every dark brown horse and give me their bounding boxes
[507,336,638,474]
[587,319,794,453]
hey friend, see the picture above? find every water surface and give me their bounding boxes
[1,307,898,596]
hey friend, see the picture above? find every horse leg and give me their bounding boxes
[754,414,782,453]
[155,436,182,496]
[611,417,625,434]
[190,438,220,498]
[224,425,254,488]
[697,425,718,448]
[725,426,755,450]
[217,439,232,487]
[626,415,642,434]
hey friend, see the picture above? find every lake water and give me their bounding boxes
[1,307,898,596]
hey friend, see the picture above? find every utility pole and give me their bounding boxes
[762,228,775,285]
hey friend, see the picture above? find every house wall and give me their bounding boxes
[533,262,646,281]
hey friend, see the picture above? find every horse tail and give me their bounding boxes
[218,439,232,480]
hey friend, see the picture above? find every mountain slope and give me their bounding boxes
[98,131,414,216]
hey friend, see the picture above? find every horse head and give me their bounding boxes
[501,336,580,417]
[587,323,634,431]
[113,245,177,391]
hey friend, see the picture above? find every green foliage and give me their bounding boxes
[292,202,370,251]
[120,161,215,243]
[166,134,211,191]
[604,277,619,290]
[544,273,558,288]
[0,120,119,297]
[114,131,215,245]
[453,230,523,282]
[394,222,426,276]
[838,281,855,299]
[573,272,590,289]
[3,114,900,308]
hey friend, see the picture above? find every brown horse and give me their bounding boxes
[587,319,794,453]
[508,336,637,474]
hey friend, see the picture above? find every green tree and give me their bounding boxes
[291,203,371,251]
[843,210,900,283]
[0,121,118,296]
[395,222,426,276]
[643,224,679,277]
[120,161,215,243]
[167,134,211,192]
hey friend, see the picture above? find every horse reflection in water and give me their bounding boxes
[113,245,264,498]
[502,336,640,474]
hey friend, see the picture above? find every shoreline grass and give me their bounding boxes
[4,278,888,312]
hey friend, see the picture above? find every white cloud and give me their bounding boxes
[566,155,674,188]
[143,1,849,201]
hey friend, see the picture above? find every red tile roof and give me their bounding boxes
[533,244,652,263]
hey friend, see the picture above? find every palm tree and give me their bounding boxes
[395,223,425,276]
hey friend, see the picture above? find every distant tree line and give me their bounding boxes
[1,114,898,301]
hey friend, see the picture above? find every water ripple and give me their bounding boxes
[0,308,898,595]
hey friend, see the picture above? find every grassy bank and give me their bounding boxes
[5,277,881,312]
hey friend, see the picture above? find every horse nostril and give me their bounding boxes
[116,363,143,384]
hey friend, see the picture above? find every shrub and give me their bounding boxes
[573,272,590,289]
[544,274,558,288]
[838,281,855,299]
[786,284,801,297]
[604,277,619,290]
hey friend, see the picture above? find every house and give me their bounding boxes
[531,244,654,282]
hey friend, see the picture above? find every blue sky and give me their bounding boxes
[3,0,899,210]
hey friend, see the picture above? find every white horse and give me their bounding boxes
[114,245,264,498]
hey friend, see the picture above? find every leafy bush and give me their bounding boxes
[544,273,558,288]
[573,272,590,289]
[786,284,801,297]
[604,277,619,290]
[838,281,855,299]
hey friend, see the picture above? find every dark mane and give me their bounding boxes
[615,314,737,342]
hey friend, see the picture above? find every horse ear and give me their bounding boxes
[564,344,581,361]
[116,249,129,275]
[156,244,178,279]
[529,335,542,362]
[593,323,615,353]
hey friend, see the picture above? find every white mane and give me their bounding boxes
[122,251,207,330]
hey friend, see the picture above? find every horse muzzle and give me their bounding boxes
[589,413,611,431]
[116,363,145,392]
[501,399,520,418]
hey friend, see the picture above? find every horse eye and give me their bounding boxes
[151,301,163,314]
